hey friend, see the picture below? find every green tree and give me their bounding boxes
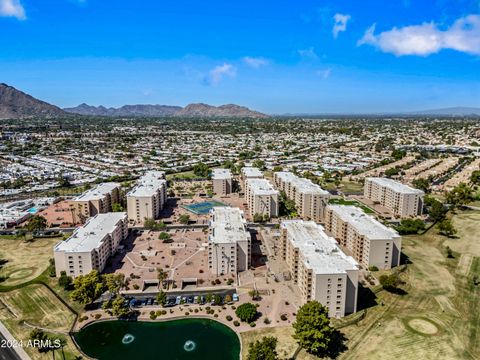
[235,302,257,322]
[103,273,124,295]
[112,203,124,212]
[247,336,278,360]
[396,219,425,235]
[70,270,106,305]
[27,215,48,232]
[438,219,457,237]
[379,273,400,291]
[445,183,474,208]
[110,296,130,317]
[156,290,167,307]
[292,301,335,357]
[58,271,72,290]
[470,170,480,185]
[179,214,190,225]
[427,198,447,222]
[412,178,430,192]
[253,213,265,223]
[144,218,159,230]
[193,162,210,177]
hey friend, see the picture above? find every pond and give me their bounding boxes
[74,318,241,360]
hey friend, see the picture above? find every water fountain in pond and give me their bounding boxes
[122,334,135,345]
[183,340,196,352]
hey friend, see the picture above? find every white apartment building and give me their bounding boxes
[245,178,279,218]
[364,177,424,218]
[212,168,233,196]
[208,207,251,275]
[126,171,167,224]
[273,172,330,222]
[281,220,359,318]
[240,167,263,188]
[325,205,402,270]
[54,212,128,277]
[69,182,121,223]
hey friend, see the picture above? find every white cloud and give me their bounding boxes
[206,63,236,85]
[0,0,26,20]
[333,13,351,38]
[316,68,332,79]
[298,47,318,59]
[242,56,269,68]
[358,14,480,56]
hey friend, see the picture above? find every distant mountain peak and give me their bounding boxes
[0,83,66,120]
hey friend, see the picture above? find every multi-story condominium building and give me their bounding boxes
[364,177,424,218]
[273,172,330,223]
[69,182,120,223]
[54,212,128,277]
[126,171,167,224]
[280,220,359,318]
[208,207,251,275]
[325,205,402,270]
[245,178,279,218]
[240,167,263,189]
[212,168,233,195]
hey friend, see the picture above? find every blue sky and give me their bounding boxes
[0,0,479,113]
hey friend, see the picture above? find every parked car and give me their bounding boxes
[232,293,239,302]
[175,296,182,305]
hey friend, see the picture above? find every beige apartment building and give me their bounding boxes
[126,171,167,224]
[208,207,251,276]
[273,172,330,222]
[245,178,279,219]
[325,205,402,270]
[212,168,233,196]
[240,167,263,189]
[69,182,121,223]
[364,177,424,218]
[54,212,128,277]
[280,220,359,318]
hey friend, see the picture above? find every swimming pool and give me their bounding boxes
[27,207,38,214]
[181,200,227,215]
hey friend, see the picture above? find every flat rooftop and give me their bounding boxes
[327,205,400,240]
[241,167,263,178]
[275,172,329,195]
[367,177,424,195]
[73,182,120,202]
[281,220,358,275]
[209,207,250,244]
[55,212,126,253]
[127,171,167,197]
[247,178,279,196]
[212,168,232,180]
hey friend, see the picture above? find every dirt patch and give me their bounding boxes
[405,318,439,336]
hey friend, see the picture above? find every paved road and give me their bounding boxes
[0,333,22,360]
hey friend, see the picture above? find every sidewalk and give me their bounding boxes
[0,321,32,360]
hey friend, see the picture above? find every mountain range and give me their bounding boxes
[0,83,269,119]
[64,102,270,118]
[0,83,479,119]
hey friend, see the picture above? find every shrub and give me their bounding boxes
[226,315,233,321]
[233,320,240,327]
[280,314,288,321]
[250,322,256,327]
[368,265,379,272]
[94,314,102,319]
[263,317,271,324]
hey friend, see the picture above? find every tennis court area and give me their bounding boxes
[181,200,227,215]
